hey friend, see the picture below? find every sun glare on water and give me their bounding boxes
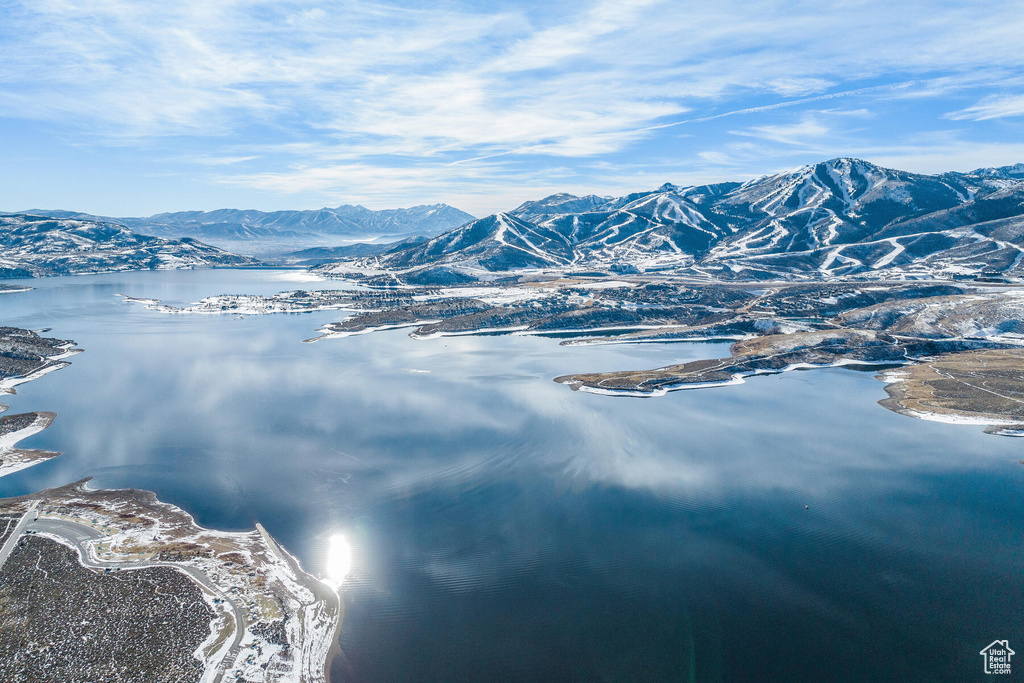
[325,533,353,590]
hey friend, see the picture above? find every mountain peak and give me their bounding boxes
[969,163,1024,180]
[808,158,893,177]
[510,193,610,221]
[821,156,870,166]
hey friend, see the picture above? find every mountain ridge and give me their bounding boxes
[15,203,477,256]
[0,214,259,278]
[320,157,1024,282]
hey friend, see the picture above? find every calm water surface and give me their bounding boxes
[1,269,1022,682]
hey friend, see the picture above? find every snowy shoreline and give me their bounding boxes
[3,481,341,682]
[0,411,60,479]
[563,358,908,398]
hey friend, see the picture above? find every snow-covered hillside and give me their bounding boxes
[19,204,476,256]
[0,214,259,278]
[378,213,574,270]
[321,157,1024,282]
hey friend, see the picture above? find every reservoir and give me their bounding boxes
[2,269,1022,682]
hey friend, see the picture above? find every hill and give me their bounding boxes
[0,214,259,278]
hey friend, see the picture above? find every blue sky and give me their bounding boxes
[2,0,1024,217]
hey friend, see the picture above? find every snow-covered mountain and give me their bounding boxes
[970,163,1024,181]
[20,203,476,256]
[378,213,574,270]
[533,189,729,266]
[510,193,611,222]
[699,159,1024,279]
[138,203,474,237]
[710,158,972,255]
[17,158,1024,281]
[327,158,1024,281]
[370,184,736,272]
[0,214,258,278]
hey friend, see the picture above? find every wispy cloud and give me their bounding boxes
[733,115,831,147]
[2,0,1024,214]
[641,82,918,133]
[185,155,259,167]
[947,94,1024,121]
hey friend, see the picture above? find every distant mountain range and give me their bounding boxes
[19,204,476,256]
[326,158,1024,281]
[282,236,430,266]
[9,158,1024,282]
[0,214,258,278]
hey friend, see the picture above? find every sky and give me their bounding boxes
[2,0,1024,218]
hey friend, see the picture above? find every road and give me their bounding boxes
[17,515,247,683]
[0,501,38,570]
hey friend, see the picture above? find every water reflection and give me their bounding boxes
[2,270,1023,682]
[326,533,353,589]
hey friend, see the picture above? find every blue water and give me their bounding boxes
[2,270,1022,682]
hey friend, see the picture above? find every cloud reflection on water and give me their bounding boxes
[3,271,1024,681]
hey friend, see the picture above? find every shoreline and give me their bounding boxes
[0,351,79,396]
[562,358,909,398]
[875,350,1024,436]
[1,480,340,682]
[0,411,61,479]
[304,319,439,342]
[0,328,81,479]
